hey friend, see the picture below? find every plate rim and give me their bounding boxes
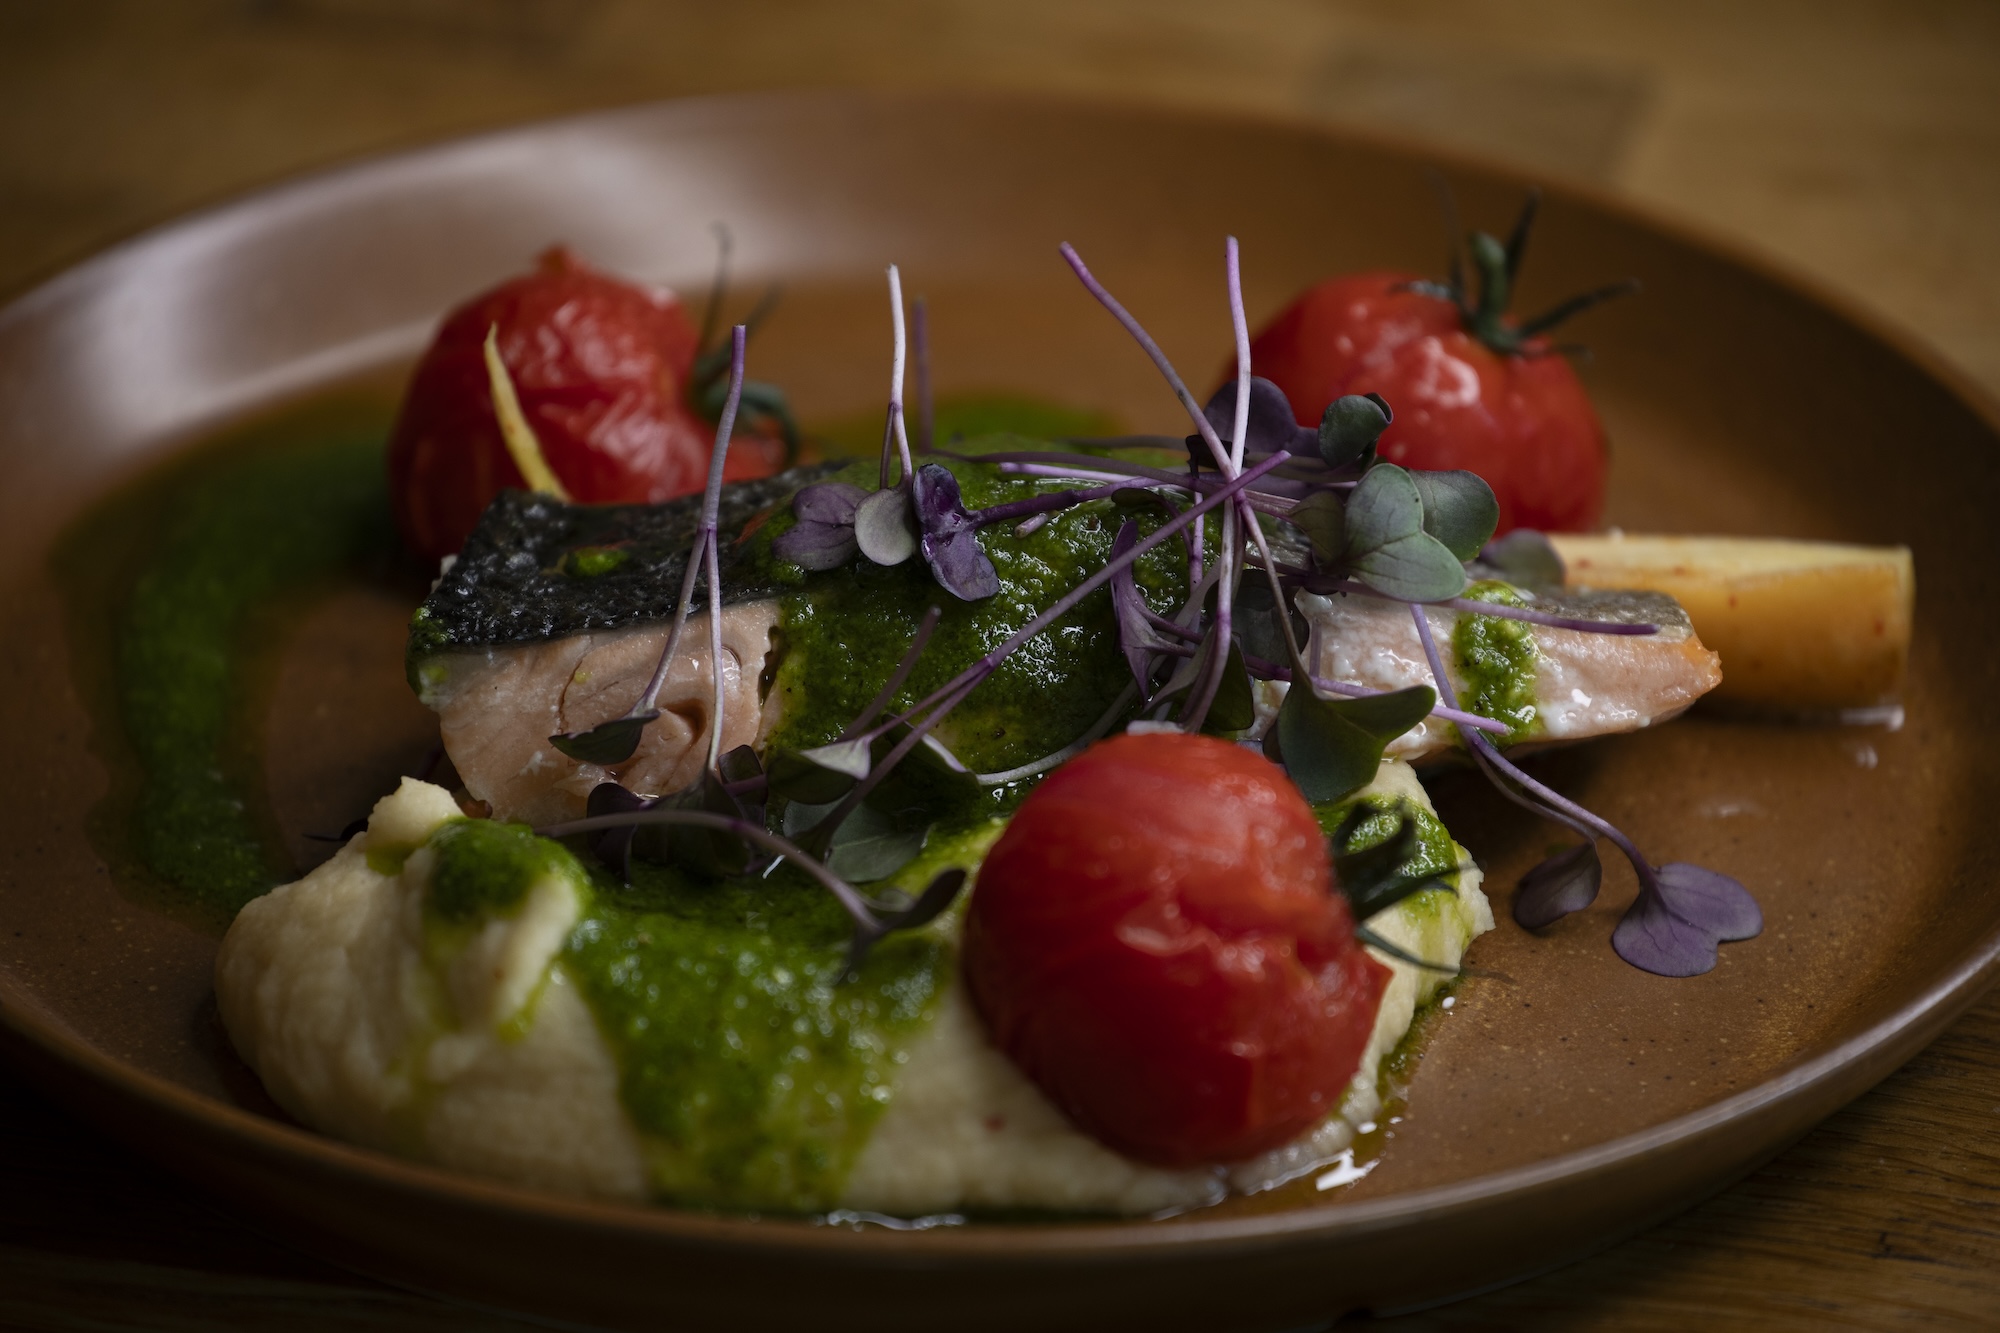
[4,84,1998,1264]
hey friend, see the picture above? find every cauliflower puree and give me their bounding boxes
[217,761,1489,1214]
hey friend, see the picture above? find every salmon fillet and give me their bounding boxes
[407,468,832,825]
[1296,586,1722,761]
[418,607,783,826]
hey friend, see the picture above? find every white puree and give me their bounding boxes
[217,763,1491,1214]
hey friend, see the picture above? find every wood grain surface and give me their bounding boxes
[2,2,1997,1328]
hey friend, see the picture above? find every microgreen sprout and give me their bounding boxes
[540,800,966,976]
[549,325,748,768]
[1408,602,1760,976]
[525,234,1741,983]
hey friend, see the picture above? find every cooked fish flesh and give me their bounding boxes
[1294,586,1722,761]
[409,468,831,824]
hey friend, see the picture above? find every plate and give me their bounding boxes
[2,90,1997,1331]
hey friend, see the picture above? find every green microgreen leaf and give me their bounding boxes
[795,738,872,782]
[854,484,917,566]
[1480,529,1566,586]
[764,747,859,805]
[550,712,658,765]
[1328,802,1456,920]
[780,797,930,884]
[825,804,931,883]
[1318,392,1392,470]
[1234,576,1309,672]
[1410,469,1500,563]
[1269,683,1436,803]
[1342,464,1469,602]
[1198,641,1256,735]
[1288,491,1346,564]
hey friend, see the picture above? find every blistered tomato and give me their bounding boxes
[1245,270,1606,535]
[387,247,788,563]
[963,732,1389,1167]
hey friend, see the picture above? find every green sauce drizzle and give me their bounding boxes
[1317,792,1461,921]
[759,440,1192,782]
[57,410,397,920]
[426,818,576,923]
[565,823,996,1210]
[1453,579,1540,741]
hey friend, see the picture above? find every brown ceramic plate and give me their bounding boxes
[2,91,1997,1331]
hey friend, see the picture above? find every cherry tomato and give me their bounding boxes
[1243,212,1629,535]
[387,247,788,563]
[963,732,1389,1167]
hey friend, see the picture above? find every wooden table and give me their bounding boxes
[3,3,1997,1327]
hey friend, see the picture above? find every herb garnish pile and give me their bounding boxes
[516,242,1757,980]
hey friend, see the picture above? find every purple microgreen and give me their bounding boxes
[1264,682,1438,803]
[814,453,1289,849]
[1222,239,1316,681]
[585,780,650,883]
[972,449,1190,484]
[663,764,765,879]
[854,481,919,566]
[1611,863,1763,977]
[701,327,748,772]
[1407,602,1760,977]
[1201,375,1317,458]
[1109,519,1175,698]
[538,804,964,977]
[968,478,1129,529]
[1409,469,1500,563]
[1182,244,1250,736]
[883,264,916,487]
[913,294,934,454]
[1067,236,1316,699]
[1014,513,1051,538]
[911,463,1000,601]
[1059,242,1229,466]
[1513,842,1603,929]
[1342,464,1470,602]
[772,481,867,570]
[550,326,748,766]
[1318,393,1392,471]
[1179,504,1238,731]
[1480,529,1566,586]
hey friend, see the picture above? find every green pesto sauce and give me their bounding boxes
[1317,791,1461,922]
[562,544,631,578]
[758,439,1193,781]
[563,821,999,1211]
[56,416,397,920]
[426,819,575,923]
[1453,580,1540,742]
